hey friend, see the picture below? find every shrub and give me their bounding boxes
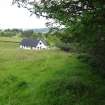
[57,42,71,52]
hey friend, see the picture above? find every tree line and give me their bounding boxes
[0,29,43,38]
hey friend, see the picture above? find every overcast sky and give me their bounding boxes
[0,0,48,29]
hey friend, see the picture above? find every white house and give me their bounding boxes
[20,39,48,50]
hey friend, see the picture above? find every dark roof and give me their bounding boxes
[20,39,47,47]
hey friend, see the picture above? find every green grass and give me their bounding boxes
[0,41,105,105]
[0,36,22,42]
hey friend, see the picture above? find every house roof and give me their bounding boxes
[20,38,47,47]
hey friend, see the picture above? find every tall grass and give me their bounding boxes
[0,41,105,105]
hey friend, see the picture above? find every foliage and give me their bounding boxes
[0,29,22,37]
[0,29,48,41]
[45,33,61,47]
[57,42,71,52]
[21,29,34,37]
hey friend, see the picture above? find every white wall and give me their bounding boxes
[36,40,48,50]
[20,45,23,48]
[20,45,31,50]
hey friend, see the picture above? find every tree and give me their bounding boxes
[13,0,94,25]
[21,29,33,38]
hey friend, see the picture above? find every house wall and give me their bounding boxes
[36,40,48,50]
[20,45,23,48]
[20,45,31,50]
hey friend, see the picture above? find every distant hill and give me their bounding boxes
[33,28,49,33]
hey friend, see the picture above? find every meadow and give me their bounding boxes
[0,39,105,105]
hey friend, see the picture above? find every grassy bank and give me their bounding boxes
[0,41,105,105]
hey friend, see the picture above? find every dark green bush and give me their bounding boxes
[57,43,71,52]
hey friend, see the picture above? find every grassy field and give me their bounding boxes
[0,40,105,105]
[0,36,22,42]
